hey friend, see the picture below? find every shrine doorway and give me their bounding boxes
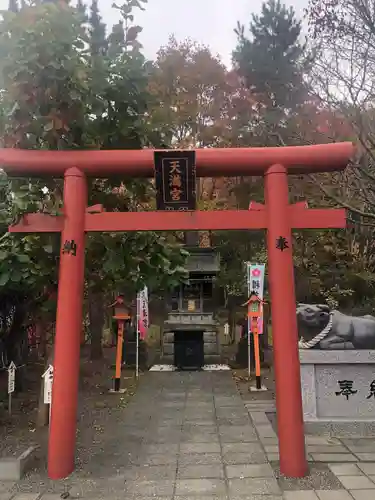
[174,330,204,370]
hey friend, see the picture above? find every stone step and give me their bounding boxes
[163,332,218,344]
[245,404,276,412]
[163,344,220,355]
[160,354,223,365]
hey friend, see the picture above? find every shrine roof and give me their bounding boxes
[186,251,220,274]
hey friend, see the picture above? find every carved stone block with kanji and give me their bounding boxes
[300,349,375,429]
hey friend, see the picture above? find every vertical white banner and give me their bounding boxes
[247,264,266,334]
[137,286,149,340]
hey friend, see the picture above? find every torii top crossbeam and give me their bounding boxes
[0,142,354,177]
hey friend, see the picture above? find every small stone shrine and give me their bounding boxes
[162,231,220,369]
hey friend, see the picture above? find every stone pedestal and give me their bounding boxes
[300,350,375,434]
[162,312,220,365]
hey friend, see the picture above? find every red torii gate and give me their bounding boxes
[0,142,354,480]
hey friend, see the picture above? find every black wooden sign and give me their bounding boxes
[154,150,196,211]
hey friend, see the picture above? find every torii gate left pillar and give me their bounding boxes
[0,142,354,481]
[49,167,87,478]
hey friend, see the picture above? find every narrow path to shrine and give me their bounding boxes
[113,371,280,498]
[11,371,281,498]
[10,371,365,498]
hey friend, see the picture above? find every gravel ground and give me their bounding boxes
[0,362,47,458]
[232,364,276,403]
[0,347,139,492]
[272,463,344,490]
[0,357,355,498]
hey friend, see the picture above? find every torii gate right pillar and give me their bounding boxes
[265,164,307,477]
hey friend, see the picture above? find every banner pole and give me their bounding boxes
[247,325,251,378]
[247,263,266,383]
[136,294,140,379]
[246,263,251,378]
[114,320,124,391]
[254,330,262,389]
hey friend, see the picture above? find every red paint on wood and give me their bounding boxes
[249,201,265,211]
[290,208,346,228]
[249,201,309,211]
[86,204,105,213]
[0,142,354,177]
[8,207,346,233]
[9,213,64,232]
[48,168,87,480]
[84,210,267,232]
[264,164,307,477]
[291,201,309,209]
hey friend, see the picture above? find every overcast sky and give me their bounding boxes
[103,0,310,65]
[0,0,310,65]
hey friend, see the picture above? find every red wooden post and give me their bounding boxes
[48,167,87,479]
[264,164,307,478]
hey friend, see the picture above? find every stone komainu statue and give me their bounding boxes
[297,303,375,350]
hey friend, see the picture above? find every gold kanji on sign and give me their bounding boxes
[171,187,182,200]
[169,160,183,201]
[154,151,196,211]
[169,174,182,188]
[169,160,181,174]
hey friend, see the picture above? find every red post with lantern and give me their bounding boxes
[110,294,130,393]
[245,292,266,390]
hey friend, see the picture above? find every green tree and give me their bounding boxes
[148,36,235,148]
[301,0,375,311]
[229,1,374,314]
[89,0,107,58]
[0,0,188,362]
[147,37,263,319]
[233,0,308,115]
[306,0,375,222]
[76,0,87,21]
[8,0,19,13]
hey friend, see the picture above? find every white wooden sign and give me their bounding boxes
[8,361,16,416]
[42,365,54,405]
[224,323,229,336]
[8,361,16,394]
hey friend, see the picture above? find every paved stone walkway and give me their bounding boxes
[3,371,375,499]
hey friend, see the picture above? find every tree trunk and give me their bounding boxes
[228,301,236,345]
[88,288,104,360]
[6,303,27,393]
[35,320,47,359]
